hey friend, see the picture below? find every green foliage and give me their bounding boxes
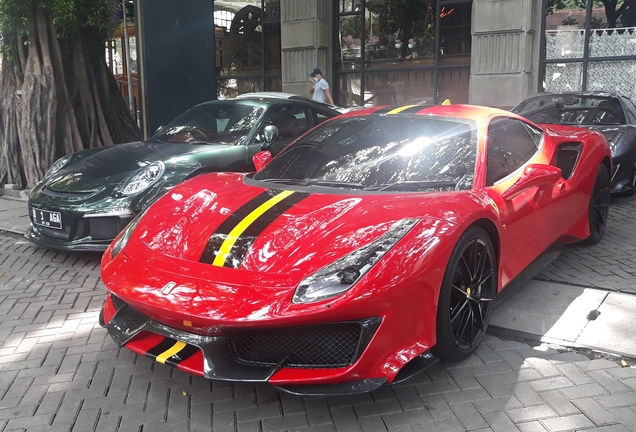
[0,0,32,56]
[365,0,434,44]
[0,0,119,57]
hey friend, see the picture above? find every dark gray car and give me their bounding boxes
[512,91,636,195]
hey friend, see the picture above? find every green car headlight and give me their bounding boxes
[45,155,72,178]
[121,162,165,196]
[292,219,420,304]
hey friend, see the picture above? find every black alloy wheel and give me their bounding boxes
[432,226,496,361]
[582,164,610,245]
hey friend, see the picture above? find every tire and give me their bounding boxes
[432,226,497,362]
[581,164,610,245]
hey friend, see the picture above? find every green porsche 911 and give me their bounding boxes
[26,93,340,251]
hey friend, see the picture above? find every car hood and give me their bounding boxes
[125,173,472,279]
[45,141,229,192]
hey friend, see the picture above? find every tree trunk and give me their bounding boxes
[0,0,140,189]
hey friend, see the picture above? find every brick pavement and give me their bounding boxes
[538,195,636,294]
[2,232,636,431]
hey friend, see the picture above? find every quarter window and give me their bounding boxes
[622,97,636,124]
[262,106,311,140]
[486,118,542,186]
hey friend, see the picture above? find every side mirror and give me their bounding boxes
[501,164,562,200]
[261,125,279,150]
[253,150,273,172]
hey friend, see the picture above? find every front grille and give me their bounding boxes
[226,322,363,368]
[110,293,126,311]
[119,307,148,329]
[42,186,101,200]
[34,224,72,240]
[110,295,147,328]
[88,217,125,240]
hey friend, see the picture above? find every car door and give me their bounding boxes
[483,116,570,288]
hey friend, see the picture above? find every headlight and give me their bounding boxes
[45,155,72,178]
[120,162,165,196]
[110,210,146,259]
[292,219,420,304]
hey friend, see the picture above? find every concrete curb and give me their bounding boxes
[0,187,29,201]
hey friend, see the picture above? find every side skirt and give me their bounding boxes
[493,243,563,308]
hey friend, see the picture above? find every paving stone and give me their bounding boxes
[411,417,464,432]
[595,391,636,409]
[354,399,402,417]
[508,383,544,407]
[262,413,309,431]
[529,377,575,393]
[451,402,488,430]
[588,369,632,393]
[558,382,609,400]
[418,394,454,422]
[474,396,523,414]
[383,408,433,428]
[482,411,520,432]
[553,363,594,386]
[539,413,595,431]
[442,388,492,405]
[538,390,579,416]
[506,405,558,423]
[571,397,617,426]
[448,367,482,390]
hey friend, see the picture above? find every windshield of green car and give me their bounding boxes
[513,95,626,125]
[253,115,477,192]
[151,103,265,145]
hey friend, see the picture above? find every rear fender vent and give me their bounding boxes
[554,142,582,180]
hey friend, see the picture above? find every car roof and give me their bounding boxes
[209,92,342,112]
[341,103,516,122]
[522,91,624,100]
[234,92,300,100]
[235,92,348,112]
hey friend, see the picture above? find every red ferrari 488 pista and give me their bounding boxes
[100,104,611,395]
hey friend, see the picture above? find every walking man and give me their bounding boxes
[309,68,334,105]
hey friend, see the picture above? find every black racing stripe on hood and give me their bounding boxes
[199,190,273,263]
[221,192,310,268]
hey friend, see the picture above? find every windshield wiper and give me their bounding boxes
[364,181,457,192]
[261,178,365,189]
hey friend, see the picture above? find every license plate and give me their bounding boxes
[32,208,63,230]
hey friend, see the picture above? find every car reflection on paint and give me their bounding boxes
[100,103,611,395]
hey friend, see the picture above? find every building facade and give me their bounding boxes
[131,0,636,136]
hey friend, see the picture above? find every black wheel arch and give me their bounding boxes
[602,156,611,179]
[471,218,500,263]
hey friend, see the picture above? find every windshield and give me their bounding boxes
[253,116,477,192]
[151,103,265,145]
[513,95,626,126]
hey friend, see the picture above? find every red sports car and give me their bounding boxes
[100,104,611,395]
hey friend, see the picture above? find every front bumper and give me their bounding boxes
[99,293,397,395]
[26,204,135,251]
